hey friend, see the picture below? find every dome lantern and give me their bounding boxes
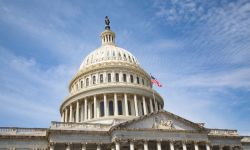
[101,16,115,45]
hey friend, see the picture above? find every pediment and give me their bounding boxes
[112,110,206,132]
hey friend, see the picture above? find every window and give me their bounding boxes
[130,75,134,83]
[86,78,89,86]
[109,101,114,115]
[137,76,140,84]
[123,74,127,82]
[115,73,119,82]
[147,102,150,113]
[92,76,96,84]
[91,103,94,118]
[118,100,123,115]
[141,102,144,115]
[100,74,103,83]
[100,101,104,117]
[128,100,131,115]
[80,80,83,88]
[142,79,144,85]
[108,73,111,82]
[152,101,155,112]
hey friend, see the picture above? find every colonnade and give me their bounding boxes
[49,140,242,150]
[61,93,163,122]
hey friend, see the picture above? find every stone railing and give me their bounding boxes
[209,129,238,136]
[50,121,112,131]
[0,127,47,136]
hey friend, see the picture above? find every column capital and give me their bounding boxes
[66,142,72,146]
[49,142,55,146]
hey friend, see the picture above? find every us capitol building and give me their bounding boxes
[0,17,249,150]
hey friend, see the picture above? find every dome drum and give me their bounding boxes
[69,66,152,95]
[60,91,164,124]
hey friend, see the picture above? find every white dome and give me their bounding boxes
[79,44,139,70]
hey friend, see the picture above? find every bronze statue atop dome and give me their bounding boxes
[105,16,110,30]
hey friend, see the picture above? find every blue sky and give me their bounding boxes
[0,0,250,134]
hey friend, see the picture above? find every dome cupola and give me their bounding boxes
[101,16,116,45]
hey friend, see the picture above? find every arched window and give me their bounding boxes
[115,73,119,82]
[100,74,103,83]
[124,54,127,60]
[80,80,83,88]
[147,102,150,113]
[86,78,89,86]
[128,100,132,115]
[100,101,104,117]
[108,73,111,82]
[152,101,155,112]
[137,76,140,84]
[130,75,134,83]
[92,76,96,84]
[123,74,127,82]
[128,55,131,62]
[91,103,94,118]
[109,101,114,115]
[118,100,123,115]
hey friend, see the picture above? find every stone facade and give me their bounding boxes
[0,18,249,150]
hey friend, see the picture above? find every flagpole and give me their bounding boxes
[152,84,156,111]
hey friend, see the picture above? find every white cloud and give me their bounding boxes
[169,67,250,90]
[0,47,75,126]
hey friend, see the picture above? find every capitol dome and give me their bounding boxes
[60,18,164,124]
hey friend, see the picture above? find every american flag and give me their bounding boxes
[150,75,162,87]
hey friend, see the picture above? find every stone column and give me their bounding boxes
[104,94,108,117]
[219,145,223,150]
[49,143,54,150]
[130,141,134,150]
[81,144,86,150]
[97,145,101,150]
[97,98,100,118]
[194,143,199,150]
[81,102,84,122]
[182,142,187,150]
[206,143,211,150]
[150,98,153,113]
[157,141,162,150]
[144,141,148,150]
[61,111,64,122]
[65,108,68,122]
[114,93,118,116]
[170,141,174,150]
[66,144,70,150]
[124,93,129,116]
[134,95,139,116]
[142,96,147,115]
[94,95,97,118]
[69,104,73,122]
[76,101,79,123]
[84,98,87,120]
[116,142,120,150]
